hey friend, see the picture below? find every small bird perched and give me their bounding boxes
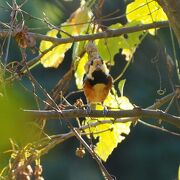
[83,41,113,113]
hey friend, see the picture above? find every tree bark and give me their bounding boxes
[156,0,180,45]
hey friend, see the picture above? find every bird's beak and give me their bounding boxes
[95,64,101,71]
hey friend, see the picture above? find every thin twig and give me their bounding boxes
[72,128,113,180]
[148,92,175,109]
[138,120,180,136]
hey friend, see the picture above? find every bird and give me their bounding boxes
[83,57,113,114]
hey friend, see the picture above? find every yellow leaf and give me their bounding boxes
[40,29,58,51]
[68,5,91,35]
[39,2,92,68]
[126,0,167,34]
[75,53,88,89]
[83,93,133,161]
[178,166,180,180]
[40,29,72,68]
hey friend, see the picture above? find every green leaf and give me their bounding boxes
[97,22,144,62]
[118,79,126,96]
[96,24,123,65]
[126,0,167,34]
[83,93,133,161]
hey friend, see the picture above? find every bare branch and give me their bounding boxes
[138,120,180,136]
[24,107,180,128]
[0,21,168,44]
[148,92,175,109]
[28,21,169,43]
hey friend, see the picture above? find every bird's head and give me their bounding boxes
[85,58,109,80]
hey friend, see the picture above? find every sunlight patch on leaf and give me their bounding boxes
[126,0,167,34]
[83,93,133,161]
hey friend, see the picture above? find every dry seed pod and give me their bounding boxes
[75,147,86,158]
[15,25,36,48]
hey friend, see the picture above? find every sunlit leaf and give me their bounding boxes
[178,166,180,180]
[67,5,91,35]
[97,22,144,62]
[126,0,167,34]
[40,29,72,68]
[40,2,92,68]
[75,53,88,89]
[84,93,133,161]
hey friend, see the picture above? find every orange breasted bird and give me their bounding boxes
[83,57,113,113]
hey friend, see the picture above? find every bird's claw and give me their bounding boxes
[103,106,108,116]
[86,105,92,115]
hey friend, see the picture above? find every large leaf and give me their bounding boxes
[97,22,144,62]
[83,93,133,161]
[126,0,167,34]
[40,2,92,68]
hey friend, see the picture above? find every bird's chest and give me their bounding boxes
[92,84,107,102]
[84,83,109,103]
[83,70,112,103]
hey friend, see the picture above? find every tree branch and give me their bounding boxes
[30,21,168,44]
[24,107,180,128]
[0,21,168,44]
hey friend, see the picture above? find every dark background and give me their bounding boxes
[0,0,179,179]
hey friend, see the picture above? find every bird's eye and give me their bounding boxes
[101,59,104,64]
[90,61,93,65]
